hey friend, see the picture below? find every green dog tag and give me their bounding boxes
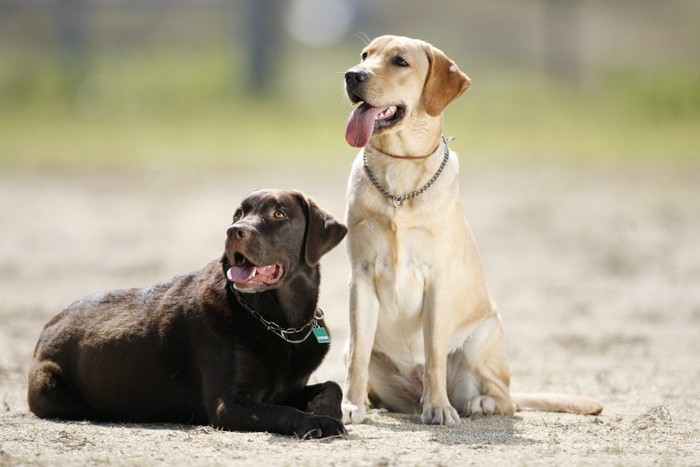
[313,326,330,344]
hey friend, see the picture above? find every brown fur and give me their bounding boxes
[28,189,349,438]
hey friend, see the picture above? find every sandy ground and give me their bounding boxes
[1,164,699,466]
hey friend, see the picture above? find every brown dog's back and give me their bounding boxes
[27,269,212,423]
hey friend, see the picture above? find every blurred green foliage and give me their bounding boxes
[1,41,698,171]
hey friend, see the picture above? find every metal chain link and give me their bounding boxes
[363,135,453,207]
[230,284,323,344]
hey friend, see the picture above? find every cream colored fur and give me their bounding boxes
[341,35,602,425]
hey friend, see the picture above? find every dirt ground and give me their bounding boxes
[1,164,699,466]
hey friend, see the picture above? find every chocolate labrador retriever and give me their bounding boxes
[27,189,348,439]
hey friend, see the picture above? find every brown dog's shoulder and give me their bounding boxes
[142,260,227,317]
[193,259,229,307]
[186,259,227,291]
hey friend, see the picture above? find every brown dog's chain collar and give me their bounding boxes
[230,284,324,344]
[363,135,454,208]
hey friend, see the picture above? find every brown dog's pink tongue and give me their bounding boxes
[345,103,386,148]
[227,266,255,283]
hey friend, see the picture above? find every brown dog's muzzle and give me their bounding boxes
[224,224,284,291]
[227,224,251,240]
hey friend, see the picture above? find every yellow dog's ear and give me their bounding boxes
[422,44,471,117]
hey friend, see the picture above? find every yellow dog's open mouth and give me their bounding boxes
[226,252,283,288]
[345,101,405,148]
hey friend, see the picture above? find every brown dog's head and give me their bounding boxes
[222,189,347,293]
[344,35,471,149]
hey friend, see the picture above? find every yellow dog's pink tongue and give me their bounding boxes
[345,103,388,148]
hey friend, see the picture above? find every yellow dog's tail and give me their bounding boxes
[511,393,603,415]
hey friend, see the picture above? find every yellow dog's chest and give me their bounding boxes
[371,229,428,359]
[370,220,435,322]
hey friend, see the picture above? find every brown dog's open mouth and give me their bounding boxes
[226,252,283,288]
[345,100,405,148]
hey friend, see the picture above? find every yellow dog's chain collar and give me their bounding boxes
[363,135,454,207]
[230,283,326,344]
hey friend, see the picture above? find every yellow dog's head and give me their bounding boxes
[344,35,471,148]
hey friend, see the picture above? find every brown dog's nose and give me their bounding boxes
[345,70,367,86]
[227,225,250,240]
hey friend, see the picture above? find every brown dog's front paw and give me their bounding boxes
[306,381,343,419]
[295,414,347,439]
[307,401,342,420]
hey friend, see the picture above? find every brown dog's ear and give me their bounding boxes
[299,194,348,267]
[422,44,471,117]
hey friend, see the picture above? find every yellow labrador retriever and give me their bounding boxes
[341,35,602,425]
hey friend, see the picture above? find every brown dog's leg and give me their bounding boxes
[28,361,100,420]
[207,399,346,439]
[285,381,343,420]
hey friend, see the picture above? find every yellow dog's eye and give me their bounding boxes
[273,210,287,219]
[361,51,368,61]
[392,56,409,67]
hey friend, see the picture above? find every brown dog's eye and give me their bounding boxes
[361,51,368,61]
[273,210,287,219]
[233,208,243,220]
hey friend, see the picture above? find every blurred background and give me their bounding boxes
[1,0,698,171]
[2,5,700,452]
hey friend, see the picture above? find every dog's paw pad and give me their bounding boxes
[421,405,461,425]
[341,400,366,424]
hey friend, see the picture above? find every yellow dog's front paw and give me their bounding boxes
[421,404,461,425]
[341,399,367,424]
